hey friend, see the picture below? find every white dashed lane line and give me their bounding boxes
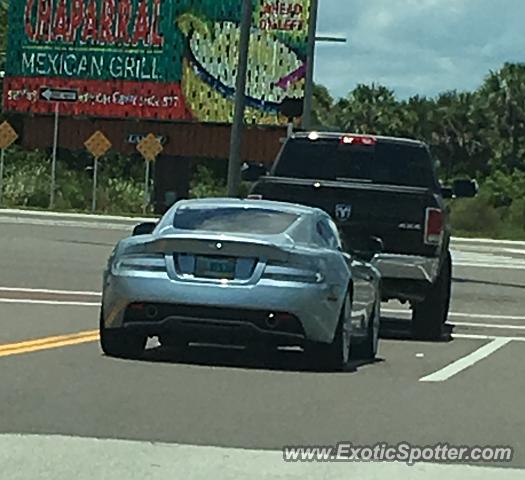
[419,338,513,383]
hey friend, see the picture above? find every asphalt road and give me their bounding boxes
[0,211,524,479]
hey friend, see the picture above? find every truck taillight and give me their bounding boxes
[340,135,377,146]
[425,208,444,245]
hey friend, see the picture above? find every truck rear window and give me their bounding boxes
[272,139,437,188]
[174,207,299,235]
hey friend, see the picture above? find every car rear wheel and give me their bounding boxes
[353,298,380,360]
[412,252,452,341]
[99,313,146,359]
[308,292,351,372]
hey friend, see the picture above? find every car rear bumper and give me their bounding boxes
[101,273,343,344]
[372,254,440,283]
[121,314,306,347]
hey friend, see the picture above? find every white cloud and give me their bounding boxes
[315,0,525,99]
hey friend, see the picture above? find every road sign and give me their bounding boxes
[40,88,79,103]
[84,131,112,159]
[137,133,164,162]
[127,133,168,146]
[0,121,18,150]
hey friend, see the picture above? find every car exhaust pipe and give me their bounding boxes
[266,314,279,329]
[146,305,159,320]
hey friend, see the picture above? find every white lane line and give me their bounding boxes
[454,262,525,270]
[454,321,525,331]
[419,338,512,382]
[453,237,525,246]
[0,287,101,296]
[502,248,525,255]
[453,333,525,342]
[0,299,99,307]
[383,308,525,322]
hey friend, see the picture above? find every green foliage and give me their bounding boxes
[190,165,227,198]
[2,147,51,207]
[482,169,525,207]
[1,146,144,214]
[449,195,502,237]
[96,178,144,214]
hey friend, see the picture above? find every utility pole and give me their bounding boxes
[50,102,59,209]
[227,0,253,197]
[302,0,319,131]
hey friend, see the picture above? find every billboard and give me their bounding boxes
[3,0,311,125]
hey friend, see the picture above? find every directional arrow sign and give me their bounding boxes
[40,88,79,103]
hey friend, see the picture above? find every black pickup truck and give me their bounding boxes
[243,131,478,340]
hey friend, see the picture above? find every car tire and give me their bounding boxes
[99,312,146,359]
[411,252,452,341]
[308,292,351,372]
[353,298,380,360]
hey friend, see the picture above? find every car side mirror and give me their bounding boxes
[453,179,478,198]
[241,162,268,182]
[132,222,157,236]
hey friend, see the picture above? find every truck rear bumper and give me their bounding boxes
[372,254,440,283]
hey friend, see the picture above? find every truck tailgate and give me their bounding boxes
[252,177,442,257]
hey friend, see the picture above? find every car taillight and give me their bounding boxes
[340,135,377,146]
[262,260,324,284]
[113,254,167,274]
[425,208,444,245]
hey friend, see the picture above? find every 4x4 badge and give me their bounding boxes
[335,204,353,222]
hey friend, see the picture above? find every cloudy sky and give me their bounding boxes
[315,0,525,100]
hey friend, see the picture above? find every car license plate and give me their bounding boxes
[195,256,236,280]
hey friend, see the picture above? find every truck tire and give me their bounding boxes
[411,252,451,341]
[99,312,146,359]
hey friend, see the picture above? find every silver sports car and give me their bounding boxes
[100,199,382,370]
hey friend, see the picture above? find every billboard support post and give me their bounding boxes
[302,0,319,131]
[50,102,59,209]
[227,0,253,197]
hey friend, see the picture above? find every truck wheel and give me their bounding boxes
[99,312,146,359]
[412,253,452,341]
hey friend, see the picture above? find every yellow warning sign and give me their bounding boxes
[0,122,18,150]
[84,131,112,159]
[137,133,163,162]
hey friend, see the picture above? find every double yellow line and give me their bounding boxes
[0,330,100,358]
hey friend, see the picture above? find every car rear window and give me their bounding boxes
[272,139,437,188]
[174,207,299,235]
